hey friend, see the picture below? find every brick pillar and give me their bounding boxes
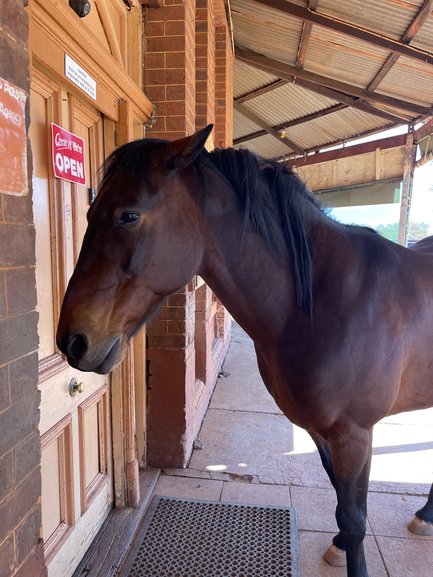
[142,0,234,468]
[0,2,46,577]
[145,287,197,468]
[143,0,198,468]
[194,283,213,384]
[143,0,196,139]
[195,0,215,130]
[215,21,234,147]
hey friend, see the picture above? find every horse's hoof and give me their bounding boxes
[408,516,433,536]
[323,543,347,567]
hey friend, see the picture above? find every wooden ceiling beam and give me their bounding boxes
[234,70,410,124]
[368,0,433,91]
[414,116,433,142]
[402,0,433,43]
[367,53,400,91]
[288,75,409,123]
[295,0,318,69]
[236,46,431,117]
[235,79,288,104]
[349,100,412,124]
[234,103,347,145]
[234,101,305,154]
[276,126,410,162]
[292,77,411,123]
[291,133,407,167]
[252,0,433,67]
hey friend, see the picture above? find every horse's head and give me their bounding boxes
[56,125,213,374]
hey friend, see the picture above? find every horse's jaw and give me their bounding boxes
[90,336,124,374]
[58,332,129,374]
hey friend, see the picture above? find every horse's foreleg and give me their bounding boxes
[310,432,336,486]
[310,433,347,566]
[408,483,433,536]
[328,424,373,577]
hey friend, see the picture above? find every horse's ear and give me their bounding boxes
[165,124,214,171]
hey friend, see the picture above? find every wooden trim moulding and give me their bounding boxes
[138,0,163,6]
[29,0,153,122]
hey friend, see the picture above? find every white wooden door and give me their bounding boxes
[30,69,113,577]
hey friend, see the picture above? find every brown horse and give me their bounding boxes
[57,125,433,577]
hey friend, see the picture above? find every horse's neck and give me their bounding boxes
[198,170,313,343]
[197,165,348,344]
[203,228,294,342]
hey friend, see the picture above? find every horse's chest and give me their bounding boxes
[255,349,337,430]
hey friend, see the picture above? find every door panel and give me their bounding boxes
[70,97,103,259]
[41,440,61,541]
[32,88,56,360]
[30,69,113,577]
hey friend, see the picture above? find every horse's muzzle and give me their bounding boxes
[57,331,122,374]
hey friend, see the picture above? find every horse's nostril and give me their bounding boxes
[66,333,88,360]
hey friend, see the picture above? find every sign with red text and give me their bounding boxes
[0,77,27,196]
[52,123,86,185]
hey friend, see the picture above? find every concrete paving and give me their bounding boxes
[151,323,433,577]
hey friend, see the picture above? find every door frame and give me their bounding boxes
[29,0,152,518]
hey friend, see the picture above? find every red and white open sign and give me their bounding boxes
[52,123,86,185]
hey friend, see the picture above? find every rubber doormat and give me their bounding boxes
[119,495,299,577]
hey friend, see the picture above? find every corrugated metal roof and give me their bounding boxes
[234,60,278,99]
[243,82,338,125]
[318,0,421,40]
[304,27,390,88]
[234,132,298,158]
[231,1,303,64]
[232,0,433,159]
[285,108,391,151]
[233,107,264,138]
[410,14,433,52]
[378,57,433,107]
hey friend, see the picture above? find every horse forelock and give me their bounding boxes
[86,139,170,221]
[205,148,321,316]
[100,138,168,188]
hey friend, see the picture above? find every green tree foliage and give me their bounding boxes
[407,221,431,240]
[375,221,430,244]
[376,223,399,242]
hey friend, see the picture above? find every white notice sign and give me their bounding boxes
[65,54,96,100]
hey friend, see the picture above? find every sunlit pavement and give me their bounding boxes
[151,323,433,577]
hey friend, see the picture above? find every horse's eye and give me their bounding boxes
[118,211,140,226]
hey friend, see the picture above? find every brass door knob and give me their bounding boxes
[69,377,85,397]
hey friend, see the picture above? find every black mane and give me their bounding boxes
[98,139,321,317]
[207,147,322,317]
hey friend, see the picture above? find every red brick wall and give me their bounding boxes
[0,2,46,577]
[143,0,233,468]
[215,22,234,147]
[146,286,197,468]
[143,0,196,139]
[196,0,215,129]
[143,0,199,468]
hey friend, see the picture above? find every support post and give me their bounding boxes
[398,129,417,246]
[111,99,140,508]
